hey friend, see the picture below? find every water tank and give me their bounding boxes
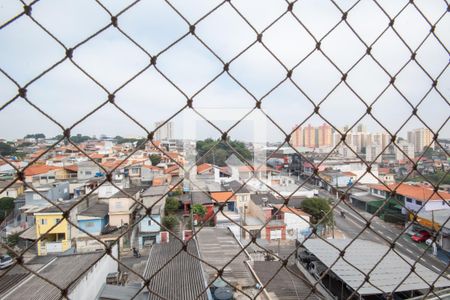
[214,287,233,300]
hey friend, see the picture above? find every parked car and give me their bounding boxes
[0,255,13,269]
[411,230,431,243]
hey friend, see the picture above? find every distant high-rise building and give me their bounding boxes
[371,132,390,149]
[291,125,303,148]
[356,123,367,133]
[304,124,316,148]
[154,121,174,141]
[318,123,333,147]
[396,140,415,161]
[407,128,434,153]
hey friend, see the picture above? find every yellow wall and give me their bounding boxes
[35,213,70,255]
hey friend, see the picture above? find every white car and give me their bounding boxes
[0,255,13,269]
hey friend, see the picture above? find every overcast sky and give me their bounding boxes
[0,0,448,142]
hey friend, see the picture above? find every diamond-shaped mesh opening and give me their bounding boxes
[0,1,449,300]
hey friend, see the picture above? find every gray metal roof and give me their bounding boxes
[251,261,322,300]
[4,252,103,300]
[143,240,208,300]
[98,284,146,300]
[303,239,450,295]
[78,202,109,218]
[110,186,143,199]
[140,195,166,215]
[250,193,283,206]
[141,185,168,197]
[196,227,256,288]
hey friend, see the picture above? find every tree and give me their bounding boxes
[162,215,179,231]
[24,133,45,139]
[0,197,15,223]
[70,134,91,144]
[300,197,333,226]
[192,204,206,218]
[149,154,161,166]
[0,142,15,156]
[165,197,179,214]
[196,138,252,166]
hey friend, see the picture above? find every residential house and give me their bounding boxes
[1,247,118,300]
[77,161,102,180]
[222,180,252,213]
[108,186,142,227]
[77,202,109,236]
[137,185,169,247]
[23,165,60,186]
[34,202,74,255]
[140,165,164,184]
[272,205,312,239]
[369,183,450,214]
[0,181,24,198]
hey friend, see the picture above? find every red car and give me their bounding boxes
[411,230,431,243]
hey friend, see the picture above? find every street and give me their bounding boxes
[288,174,450,277]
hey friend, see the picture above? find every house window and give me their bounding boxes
[41,219,47,225]
[148,220,152,226]
[85,171,92,176]
[406,198,412,203]
[33,194,42,200]
[416,200,423,206]
[55,218,61,224]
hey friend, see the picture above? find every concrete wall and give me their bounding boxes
[284,212,310,239]
[69,245,119,300]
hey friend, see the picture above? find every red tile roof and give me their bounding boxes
[64,165,78,172]
[210,192,236,203]
[197,163,213,174]
[24,165,60,176]
[368,183,450,201]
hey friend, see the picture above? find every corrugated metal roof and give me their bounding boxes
[252,261,322,300]
[4,252,103,300]
[196,228,256,288]
[143,240,208,300]
[303,239,450,295]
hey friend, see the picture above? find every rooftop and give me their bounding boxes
[251,261,321,300]
[3,252,103,300]
[303,238,450,295]
[78,202,109,218]
[143,240,208,300]
[196,228,256,288]
[110,186,143,199]
[369,183,450,201]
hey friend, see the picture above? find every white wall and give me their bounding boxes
[284,212,310,240]
[69,245,119,300]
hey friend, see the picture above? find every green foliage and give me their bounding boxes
[192,204,206,217]
[6,233,20,248]
[300,197,333,226]
[149,154,161,166]
[0,197,15,223]
[196,138,252,166]
[24,133,45,139]
[70,134,91,144]
[165,197,179,214]
[170,189,182,196]
[0,142,15,156]
[409,171,450,185]
[162,215,179,230]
